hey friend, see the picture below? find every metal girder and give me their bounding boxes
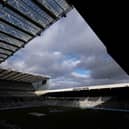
[4,1,44,29]
[4,72,23,80]
[0,20,32,42]
[0,71,13,78]
[0,71,18,80]
[0,69,10,77]
[0,54,7,58]
[0,46,15,53]
[0,18,35,37]
[13,74,33,81]
[0,40,21,48]
[0,52,9,56]
[32,0,57,19]
[0,68,49,83]
[0,30,26,43]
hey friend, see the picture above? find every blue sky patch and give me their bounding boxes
[74,68,91,75]
[64,54,80,61]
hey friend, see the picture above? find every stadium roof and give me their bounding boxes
[0,0,72,63]
[0,68,49,83]
[35,82,129,96]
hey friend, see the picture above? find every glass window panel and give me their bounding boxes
[7,0,49,27]
[0,4,41,35]
[20,76,34,82]
[1,72,17,79]
[0,70,10,76]
[6,73,21,80]
[0,21,32,42]
[0,32,24,47]
[0,69,4,72]
[36,0,64,17]
[55,0,70,11]
[0,48,12,55]
[13,74,30,81]
[0,58,3,62]
[0,42,17,52]
[0,54,7,58]
[22,0,53,26]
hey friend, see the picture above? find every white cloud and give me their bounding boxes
[71,72,91,78]
[62,59,80,68]
[53,51,62,56]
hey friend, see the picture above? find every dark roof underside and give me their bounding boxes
[0,68,49,83]
[0,0,72,63]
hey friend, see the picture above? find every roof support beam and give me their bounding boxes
[0,18,35,37]
[0,30,26,43]
[0,46,15,53]
[13,74,32,81]
[4,73,22,80]
[0,56,5,60]
[0,40,21,48]
[32,0,57,19]
[0,72,18,79]
[0,52,9,56]
[0,71,13,78]
[4,2,44,29]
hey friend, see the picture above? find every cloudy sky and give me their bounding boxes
[1,9,129,89]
